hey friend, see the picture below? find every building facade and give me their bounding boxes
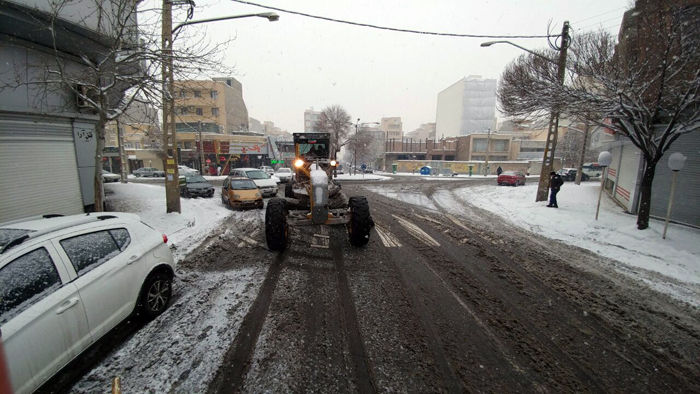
[304,108,321,132]
[0,0,138,221]
[436,75,497,138]
[174,77,248,135]
[381,117,403,140]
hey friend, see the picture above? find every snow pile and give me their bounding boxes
[334,173,390,181]
[105,182,231,260]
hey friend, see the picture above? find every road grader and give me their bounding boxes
[265,132,373,251]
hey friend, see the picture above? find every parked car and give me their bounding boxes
[179,174,215,198]
[230,168,278,197]
[497,171,526,186]
[102,170,120,183]
[132,167,164,177]
[178,165,199,176]
[0,213,174,394]
[275,167,294,183]
[259,165,275,176]
[558,168,590,182]
[221,177,264,209]
[582,163,602,178]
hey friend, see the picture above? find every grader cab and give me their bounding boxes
[264,132,373,251]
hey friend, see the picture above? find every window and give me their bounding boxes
[493,140,508,152]
[179,107,189,115]
[210,90,218,99]
[473,139,488,152]
[0,247,60,322]
[179,90,186,98]
[194,90,201,98]
[211,108,219,116]
[60,229,128,275]
[184,141,193,149]
[195,108,203,116]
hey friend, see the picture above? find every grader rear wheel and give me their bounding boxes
[265,198,288,251]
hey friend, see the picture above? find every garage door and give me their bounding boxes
[0,115,84,223]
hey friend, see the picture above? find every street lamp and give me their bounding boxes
[481,22,570,202]
[160,5,279,213]
[595,151,612,220]
[663,152,687,239]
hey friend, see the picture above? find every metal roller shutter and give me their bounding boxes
[0,115,84,223]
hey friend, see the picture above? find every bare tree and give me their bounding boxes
[1,0,231,211]
[345,131,375,173]
[314,105,351,157]
[498,3,699,229]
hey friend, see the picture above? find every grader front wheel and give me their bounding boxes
[265,198,288,251]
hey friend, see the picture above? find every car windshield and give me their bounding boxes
[186,175,207,183]
[246,170,269,179]
[299,143,328,158]
[502,171,517,176]
[230,180,257,189]
[277,168,291,173]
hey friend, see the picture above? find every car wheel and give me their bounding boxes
[139,271,172,320]
[265,198,288,251]
[348,196,373,247]
[284,182,294,198]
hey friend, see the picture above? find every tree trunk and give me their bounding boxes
[93,118,106,212]
[575,124,590,185]
[636,160,658,230]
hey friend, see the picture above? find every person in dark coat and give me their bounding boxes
[496,166,503,176]
[548,171,563,208]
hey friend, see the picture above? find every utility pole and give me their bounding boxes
[161,0,180,213]
[198,121,206,175]
[535,21,570,202]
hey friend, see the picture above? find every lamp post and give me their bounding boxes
[484,127,491,176]
[161,6,279,213]
[595,151,612,220]
[481,21,570,202]
[663,153,687,239]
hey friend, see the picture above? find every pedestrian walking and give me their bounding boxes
[496,166,503,176]
[547,171,563,208]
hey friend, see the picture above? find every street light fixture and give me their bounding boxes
[481,22,570,203]
[160,5,279,213]
[172,12,279,35]
[663,152,687,239]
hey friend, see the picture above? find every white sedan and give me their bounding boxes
[275,167,294,183]
[0,213,175,394]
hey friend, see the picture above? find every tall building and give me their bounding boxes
[436,75,496,138]
[304,108,321,132]
[381,117,403,140]
[248,117,263,133]
[173,77,248,135]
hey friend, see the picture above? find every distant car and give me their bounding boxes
[558,168,590,182]
[259,165,275,176]
[132,167,164,177]
[230,168,278,197]
[178,165,199,176]
[497,171,526,186]
[582,163,603,177]
[275,167,294,183]
[102,170,120,183]
[179,174,215,198]
[221,177,263,209]
[0,213,174,394]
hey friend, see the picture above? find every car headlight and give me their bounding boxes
[233,194,241,200]
[255,191,261,198]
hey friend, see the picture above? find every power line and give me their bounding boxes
[576,15,625,31]
[231,0,558,39]
[572,6,627,25]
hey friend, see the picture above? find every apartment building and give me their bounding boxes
[381,117,403,140]
[304,108,321,132]
[174,77,248,134]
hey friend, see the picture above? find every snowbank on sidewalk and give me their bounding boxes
[455,183,700,287]
[105,182,231,261]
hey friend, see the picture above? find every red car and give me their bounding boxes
[497,171,526,186]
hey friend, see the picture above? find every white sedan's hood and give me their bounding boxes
[253,178,277,188]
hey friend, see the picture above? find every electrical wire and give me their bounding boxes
[231,0,559,39]
[571,6,627,25]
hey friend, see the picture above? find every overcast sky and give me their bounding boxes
[172,0,630,133]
